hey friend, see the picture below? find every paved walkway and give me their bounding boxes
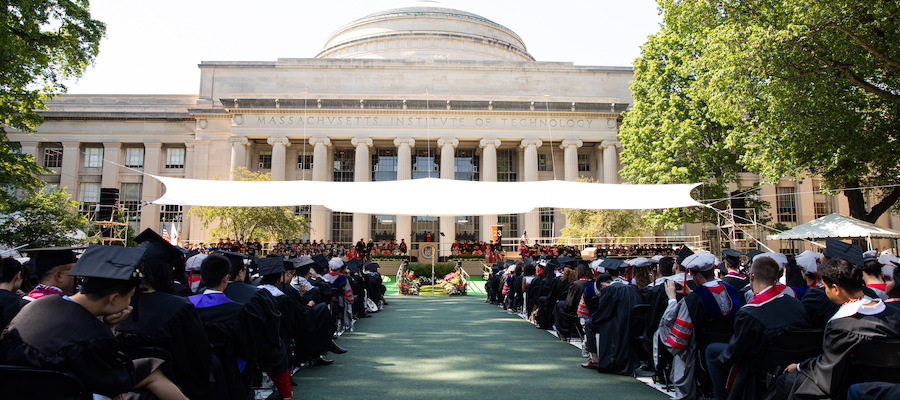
[291,295,666,400]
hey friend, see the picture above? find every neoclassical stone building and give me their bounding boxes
[11,1,633,248]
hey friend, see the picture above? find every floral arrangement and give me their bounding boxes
[399,270,420,295]
[440,269,467,296]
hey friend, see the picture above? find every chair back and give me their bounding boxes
[760,329,825,372]
[833,338,900,400]
[629,304,651,365]
[0,365,90,400]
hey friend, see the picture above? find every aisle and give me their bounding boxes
[291,296,666,400]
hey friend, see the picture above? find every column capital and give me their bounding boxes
[479,138,501,148]
[351,137,373,147]
[226,137,249,146]
[267,137,290,147]
[393,138,415,147]
[309,137,331,147]
[559,139,583,149]
[601,140,621,149]
[520,139,543,148]
[437,138,459,148]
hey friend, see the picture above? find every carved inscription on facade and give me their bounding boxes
[236,114,602,129]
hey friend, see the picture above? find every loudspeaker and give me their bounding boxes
[97,188,119,221]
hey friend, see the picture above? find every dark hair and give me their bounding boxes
[608,266,622,278]
[523,264,536,276]
[296,263,311,277]
[658,257,675,276]
[201,254,232,286]
[596,273,613,284]
[140,258,175,294]
[82,277,136,300]
[862,260,883,278]
[820,258,864,292]
[696,269,715,281]
[633,266,651,289]
[260,273,282,285]
[785,256,807,288]
[751,256,780,285]
[575,265,593,280]
[888,267,900,299]
[0,258,23,283]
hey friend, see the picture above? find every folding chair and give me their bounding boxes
[0,365,90,400]
[832,338,900,400]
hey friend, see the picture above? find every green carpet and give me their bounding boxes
[291,295,666,400]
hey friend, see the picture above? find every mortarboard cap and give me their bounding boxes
[296,255,315,268]
[649,255,663,264]
[70,245,146,281]
[522,257,535,266]
[504,259,517,266]
[795,250,822,274]
[753,252,789,270]
[345,258,363,274]
[185,253,208,271]
[599,258,626,271]
[744,249,763,263]
[590,259,604,273]
[675,246,694,266]
[311,254,329,272]
[682,252,717,272]
[283,258,299,271]
[255,257,284,276]
[879,253,900,278]
[365,262,380,271]
[557,255,576,265]
[178,247,200,259]
[824,238,865,267]
[23,247,83,278]
[863,250,878,263]
[213,250,247,271]
[328,257,344,271]
[134,229,186,266]
[629,257,650,268]
[722,248,744,266]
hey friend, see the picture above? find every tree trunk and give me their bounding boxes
[843,179,900,223]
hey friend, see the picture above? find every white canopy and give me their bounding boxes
[150,176,702,216]
[766,213,900,241]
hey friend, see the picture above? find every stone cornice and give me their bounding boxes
[220,98,628,114]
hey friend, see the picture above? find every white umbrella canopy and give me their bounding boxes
[766,213,900,241]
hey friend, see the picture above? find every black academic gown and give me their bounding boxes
[801,287,839,330]
[278,282,334,361]
[191,294,254,400]
[536,277,566,330]
[858,382,900,400]
[223,281,288,373]
[0,289,21,310]
[788,301,900,399]
[712,294,810,400]
[555,279,590,337]
[115,291,214,400]
[0,295,162,398]
[588,280,643,375]
[722,275,749,292]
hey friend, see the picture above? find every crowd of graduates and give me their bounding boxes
[485,240,900,400]
[0,228,389,400]
[187,238,411,262]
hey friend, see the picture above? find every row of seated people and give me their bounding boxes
[518,243,585,259]
[0,228,388,400]
[485,241,900,400]
[593,244,679,258]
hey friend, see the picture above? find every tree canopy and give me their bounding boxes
[623,0,900,225]
[0,187,89,249]
[189,168,310,242]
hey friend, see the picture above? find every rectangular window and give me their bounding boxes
[540,207,555,238]
[79,182,101,203]
[776,187,797,223]
[371,215,396,241]
[124,147,144,168]
[413,149,438,179]
[297,152,313,170]
[538,154,553,172]
[332,149,354,182]
[331,212,353,243]
[454,149,479,181]
[497,149,518,182]
[159,205,183,238]
[497,214,518,251]
[43,147,63,168]
[165,148,185,169]
[412,216,438,242]
[812,181,833,219]
[455,216,479,241]
[294,205,311,240]
[371,148,397,181]
[84,147,103,168]
[258,151,272,169]
[120,183,143,232]
[578,154,590,172]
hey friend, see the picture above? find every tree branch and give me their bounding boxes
[867,186,900,223]
[842,68,900,104]
[826,22,900,70]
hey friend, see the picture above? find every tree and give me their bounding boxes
[559,178,655,241]
[660,0,900,223]
[1,1,106,208]
[189,168,310,242]
[0,187,89,248]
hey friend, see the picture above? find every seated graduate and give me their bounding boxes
[189,254,255,400]
[280,258,341,367]
[322,257,355,330]
[804,239,881,329]
[777,257,900,400]
[583,259,643,375]
[720,249,749,291]
[886,263,900,310]
[862,250,889,300]
[555,263,592,337]
[706,256,810,400]
[0,245,187,400]
[0,258,25,310]
[2,247,81,327]
[363,261,387,308]
[660,252,742,400]
[217,250,293,400]
[115,229,214,400]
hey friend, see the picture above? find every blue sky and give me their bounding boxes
[64,0,662,94]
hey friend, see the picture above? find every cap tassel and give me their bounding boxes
[683,270,688,295]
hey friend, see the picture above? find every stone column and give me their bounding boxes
[101,142,121,189]
[479,139,501,243]
[140,143,162,233]
[267,137,290,181]
[394,138,415,244]
[438,138,458,256]
[60,141,80,198]
[227,137,248,179]
[19,142,38,159]
[309,137,332,241]
[520,139,542,243]
[560,139,583,182]
[352,138,373,241]
[182,143,195,243]
[193,141,210,180]
[602,140,621,184]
